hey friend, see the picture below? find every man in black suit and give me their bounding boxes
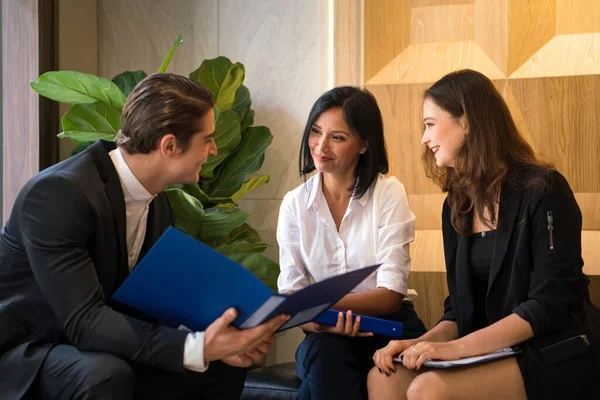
[0,73,289,400]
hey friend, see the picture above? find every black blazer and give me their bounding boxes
[0,141,187,399]
[439,169,600,398]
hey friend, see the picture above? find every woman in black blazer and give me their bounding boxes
[368,69,600,400]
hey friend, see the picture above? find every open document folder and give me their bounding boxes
[113,227,380,333]
[393,347,522,369]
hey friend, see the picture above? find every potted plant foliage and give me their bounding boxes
[30,36,279,289]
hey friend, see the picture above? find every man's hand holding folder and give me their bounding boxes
[204,308,290,367]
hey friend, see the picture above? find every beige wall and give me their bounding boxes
[2,0,40,223]
[58,0,98,160]
[60,0,332,365]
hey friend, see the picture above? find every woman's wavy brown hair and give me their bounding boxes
[422,69,552,234]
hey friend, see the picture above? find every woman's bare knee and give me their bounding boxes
[368,365,418,400]
[407,372,450,400]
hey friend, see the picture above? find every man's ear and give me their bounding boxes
[158,134,178,157]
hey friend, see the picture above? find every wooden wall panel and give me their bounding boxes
[474,0,508,76]
[582,231,600,276]
[556,0,600,35]
[334,0,362,86]
[367,83,441,194]
[410,4,474,44]
[410,194,446,230]
[493,79,537,152]
[408,271,448,330]
[368,41,505,85]
[577,194,600,231]
[409,230,447,330]
[410,0,473,6]
[364,0,411,82]
[2,0,40,223]
[509,33,600,78]
[509,76,600,193]
[507,0,556,76]
[411,230,446,272]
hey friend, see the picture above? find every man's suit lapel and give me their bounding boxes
[104,174,130,284]
[139,197,165,260]
[89,141,130,284]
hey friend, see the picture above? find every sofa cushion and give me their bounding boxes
[240,362,300,400]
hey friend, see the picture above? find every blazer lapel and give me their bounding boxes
[455,227,474,335]
[89,140,130,284]
[105,174,129,283]
[488,181,522,291]
[139,198,161,260]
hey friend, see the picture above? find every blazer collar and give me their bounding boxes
[89,140,129,283]
[489,179,523,290]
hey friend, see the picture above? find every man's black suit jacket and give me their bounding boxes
[0,140,188,399]
[439,169,600,398]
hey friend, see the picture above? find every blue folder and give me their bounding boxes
[112,227,380,332]
[314,309,404,338]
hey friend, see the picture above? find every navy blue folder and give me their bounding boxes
[314,309,404,338]
[112,227,380,332]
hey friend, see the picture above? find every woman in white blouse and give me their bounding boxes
[277,86,426,400]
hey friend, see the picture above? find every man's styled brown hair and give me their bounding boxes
[422,69,551,234]
[118,73,214,154]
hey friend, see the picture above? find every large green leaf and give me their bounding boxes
[216,240,268,255]
[230,175,270,204]
[213,223,269,251]
[112,71,147,97]
[164,188,205,238]
[190,57,245,111]
[31,71,126,109]
[240,109,255,133]
[182,184,234,206]
[228,252,280,291]
[200,207,249,241]
[58,131,117,144]
[232,84,252,127]
[62,101,121,133]
[158,35,184,73]
[222,223,263,244]
[199,110,242,180]
[208,126,273,198]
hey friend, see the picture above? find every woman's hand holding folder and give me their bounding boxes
[300,310,374,337]
[203,307,290,367]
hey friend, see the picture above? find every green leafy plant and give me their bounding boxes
[30,36,279,290]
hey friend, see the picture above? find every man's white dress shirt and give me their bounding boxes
[277,173,417,299]
[109,148,208,372]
